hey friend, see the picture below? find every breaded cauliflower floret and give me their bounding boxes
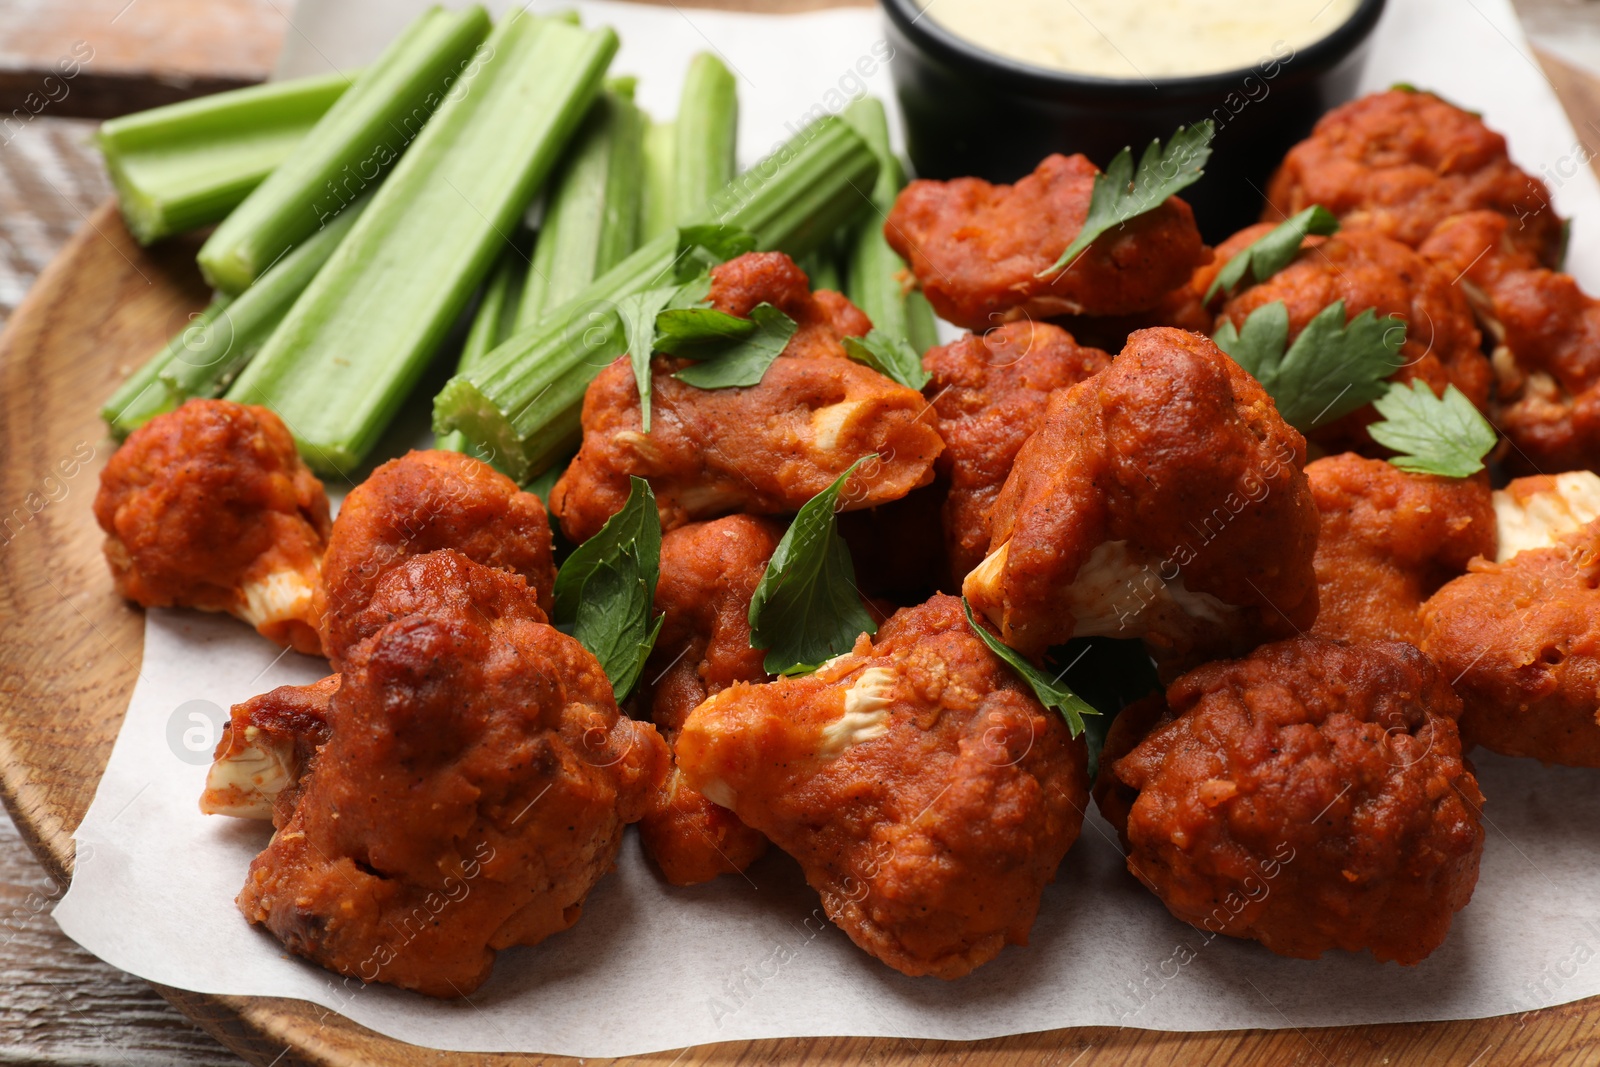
[885,153,1208,331]
[1306,453,1496,645]
[636,515,779,886]
[676,594,1088,979]
[551,252,943,544]
[697,250,871,358]
[964,327,1319,676]
[924,321,1112,582]
[1215,228,1489,454]
[1421,506,1600,766]
[1095,637,1484,965]
[1265,89,1562,264]
[1422,211,1600,474]
[315,449,555,668]
[94,399,330,653]
[237,550,668,997]
[200,675,338,821]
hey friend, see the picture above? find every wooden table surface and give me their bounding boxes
[5,1,1600,1064]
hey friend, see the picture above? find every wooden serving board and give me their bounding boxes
[8,22,1600,1067]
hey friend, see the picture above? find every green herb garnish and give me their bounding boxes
[674,303,798,389]
[1213,300,1405,432]
[749,457,879,675]
[1204,205,1340,302]
[1038,121,1214,278]
[961,599,1097,738]
[1368,380,1497,478]
[842,330,931,391]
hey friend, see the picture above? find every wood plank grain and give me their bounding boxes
[11,13,1600,1067]
[0,0,283,120]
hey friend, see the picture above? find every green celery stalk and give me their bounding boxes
[102,336,184,437]
[98,72,355,245]
[226,13,618,477]
[433,114,879,481]
[801,241,843,291]
[515,80,645,331]
[841,96,938,350]
[438,251,527,452]
[639,118,677,243]
[163,201,368,403]
[197,6,490,295]
[673,53,738,222]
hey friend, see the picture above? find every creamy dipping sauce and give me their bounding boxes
[922,0,1364,79]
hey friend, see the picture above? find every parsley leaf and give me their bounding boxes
[653,306,757,354]
[1204,205,1340,302]
[674,303,798,389]
[843,330,931,390]
[749,457,879,675]
[616,286,679,433]
[1038,121,1215,279]
[674,224,757,282]
[1214,299,1405,432]
[961,599,1098,738]
[1368,379,1497,478]
[552,477,664,701]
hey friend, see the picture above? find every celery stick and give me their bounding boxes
[198,6,490,295]
[673,54,738,222]
[163,201,367,403]
[841,96,937,349]
[226,13,617,476]
[515,82,645,331]
[433,114,879,481]
[102,335,185,437]
[801,242,842,291]
[98,72,354,245]
[439,252,526,452]
[640,119,677,243]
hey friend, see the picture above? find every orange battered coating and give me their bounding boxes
[200,675,338,822]
[1265,89,1562,265]
[1306,454,1495,645]
[885,153,1208,331]
[965,328,1319,675]
[94,399,330,654]
[1097,637,1484,965]
[316,449,555,668]
[676,594,1088,979]
[1421,211,1600,473]
[1420,515,1600,766]
[924,321,1112,583]
[238,550,667,997]
[551,253,943,544]
[637,515,778,886]
[701,250,871,358]
[1216,228,1489,453]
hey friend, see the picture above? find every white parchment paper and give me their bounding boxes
[54,0,1600,1055]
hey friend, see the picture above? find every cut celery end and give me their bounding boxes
[433,115,879,481]
[197,6,491,294]
[516,85,645,331]
[98,71,354,245]
[102,330,194,437]
[226,12,618,477]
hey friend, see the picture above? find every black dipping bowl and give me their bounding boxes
[881,0,1387,240]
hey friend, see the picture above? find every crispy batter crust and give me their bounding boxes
[1307,453,1495,644]
[1097,637,1483,965]
[94,399,329,653]
[316,449,555,668]
[885,153,1208,330]
[676,595,1087,979]
[1421,516,1600,765]
[237,551,667,997]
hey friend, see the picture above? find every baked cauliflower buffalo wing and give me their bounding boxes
[675,595,1088,979]
[315,448,555,668]
[200,675,338,821]
[964,327,1319,675]
[1215,227,1490,452]
[551,251,943,544]
[1306,453,1496,645]
[637,515,778,886]
[924,321,1112,581]
[1095,637,1484,965]
[885,153,1208,331]
[1421,211,1600,473]
[94,399,330,654]
[237,550,667,996]
[1265,88,1562,264]
[1421,474,1600,766]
